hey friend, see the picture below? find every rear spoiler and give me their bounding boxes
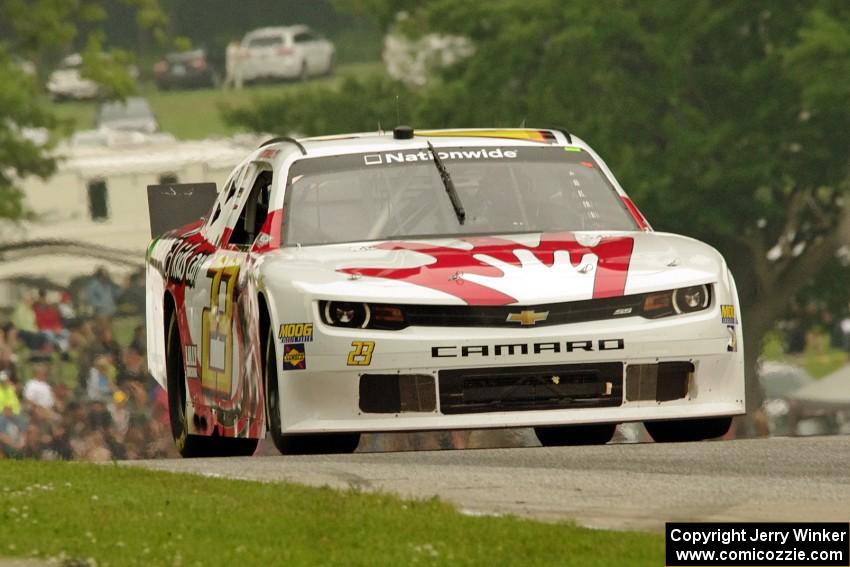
[147,182,218,238]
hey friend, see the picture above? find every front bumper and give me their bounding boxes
[274,300,745,434]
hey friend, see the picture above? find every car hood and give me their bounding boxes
[259,231,725,306]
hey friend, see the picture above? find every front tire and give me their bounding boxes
[263,326,359,455]
[534,423,617,446]
[165,308,258,457]
[644,417,732,443]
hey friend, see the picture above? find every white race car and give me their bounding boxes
[145,127,745,457]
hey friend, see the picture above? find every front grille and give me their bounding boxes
[625,361,694,402]
[439,362,623,414]
[402,295,644,329]
[359,374,437,413]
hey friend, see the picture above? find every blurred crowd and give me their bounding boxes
[0,268,176,461]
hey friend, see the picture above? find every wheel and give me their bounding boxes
[263,326,359,455]
[644,417,732,443]
[165,308,258,457]
[534,423,617,446]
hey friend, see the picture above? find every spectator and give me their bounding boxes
[224,40,244,89]
[33,289,70,352]
[45,421,72,460]
[85,268,120,318]
[91,324,123,367]
[0,405,25,456]
[129,324,146,357]
[119,344,153,389]
[10,291,48,351]
[0,371,21,415]
[21,423,48,459]
[0,325,19,382]
[58,291,78,327]
[117,272,145,316]
[86,354,116,401]
[109,390,130,440]
[23,354,56,410]
[1,268,181,461]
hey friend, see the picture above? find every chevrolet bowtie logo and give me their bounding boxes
[506,310,549,326]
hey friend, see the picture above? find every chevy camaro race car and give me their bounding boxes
[145,127,745,457]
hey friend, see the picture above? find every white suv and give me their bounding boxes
[237,25,334,83]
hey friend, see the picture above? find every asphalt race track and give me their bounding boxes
[126,435,850,532]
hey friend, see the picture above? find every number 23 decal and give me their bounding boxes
[201,258,239,394]
[347,341,375,366]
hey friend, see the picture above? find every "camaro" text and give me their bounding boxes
[431,339,625,358]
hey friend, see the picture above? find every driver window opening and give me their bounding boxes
[229,169,272,248]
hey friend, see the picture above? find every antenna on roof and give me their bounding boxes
[395,93,400,125]
[377,121,384,135]
[519,118,527,128]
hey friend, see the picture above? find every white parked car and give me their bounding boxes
[237,25,334,83]
[47,54,99,101]
[95,97,159,134]
[145,127,746,457]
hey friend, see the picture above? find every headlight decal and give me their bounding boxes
[318,285,713,331]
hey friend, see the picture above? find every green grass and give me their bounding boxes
[0,460,664,566]
[761,330,848,378]
[52,61,385,140]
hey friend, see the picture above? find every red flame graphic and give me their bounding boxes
[339,232,634,305]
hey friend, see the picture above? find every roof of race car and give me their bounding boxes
[256,128,583,163]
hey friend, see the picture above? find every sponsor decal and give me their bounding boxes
[551,376,561,385]
[162,238,213,287]
[506,310,549,326]
[283,343,306,370]
[419,129,557,142]
[363,147,519,166]
[339,233,634,306]
[431,338,625,358]
[184,344,198,379]
[347,341,375,366]
[612,307,633,316]
[721,304,738,325]
[727,325,738,352]
[278,323,314,344]
[256,233,271,247]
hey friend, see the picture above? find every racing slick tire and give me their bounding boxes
[644,417,732,443]
[166,308,258,458]
[264,324,360,455]
[534,423,617,446]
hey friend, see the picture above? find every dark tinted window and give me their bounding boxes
[88,180,109,221]
[247,36,282,48]
[230,170,273,247]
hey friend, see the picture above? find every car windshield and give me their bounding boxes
[283,145,638,246]
[98,99,152,121]
[167,49,204,63]
[247,35,282,48]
